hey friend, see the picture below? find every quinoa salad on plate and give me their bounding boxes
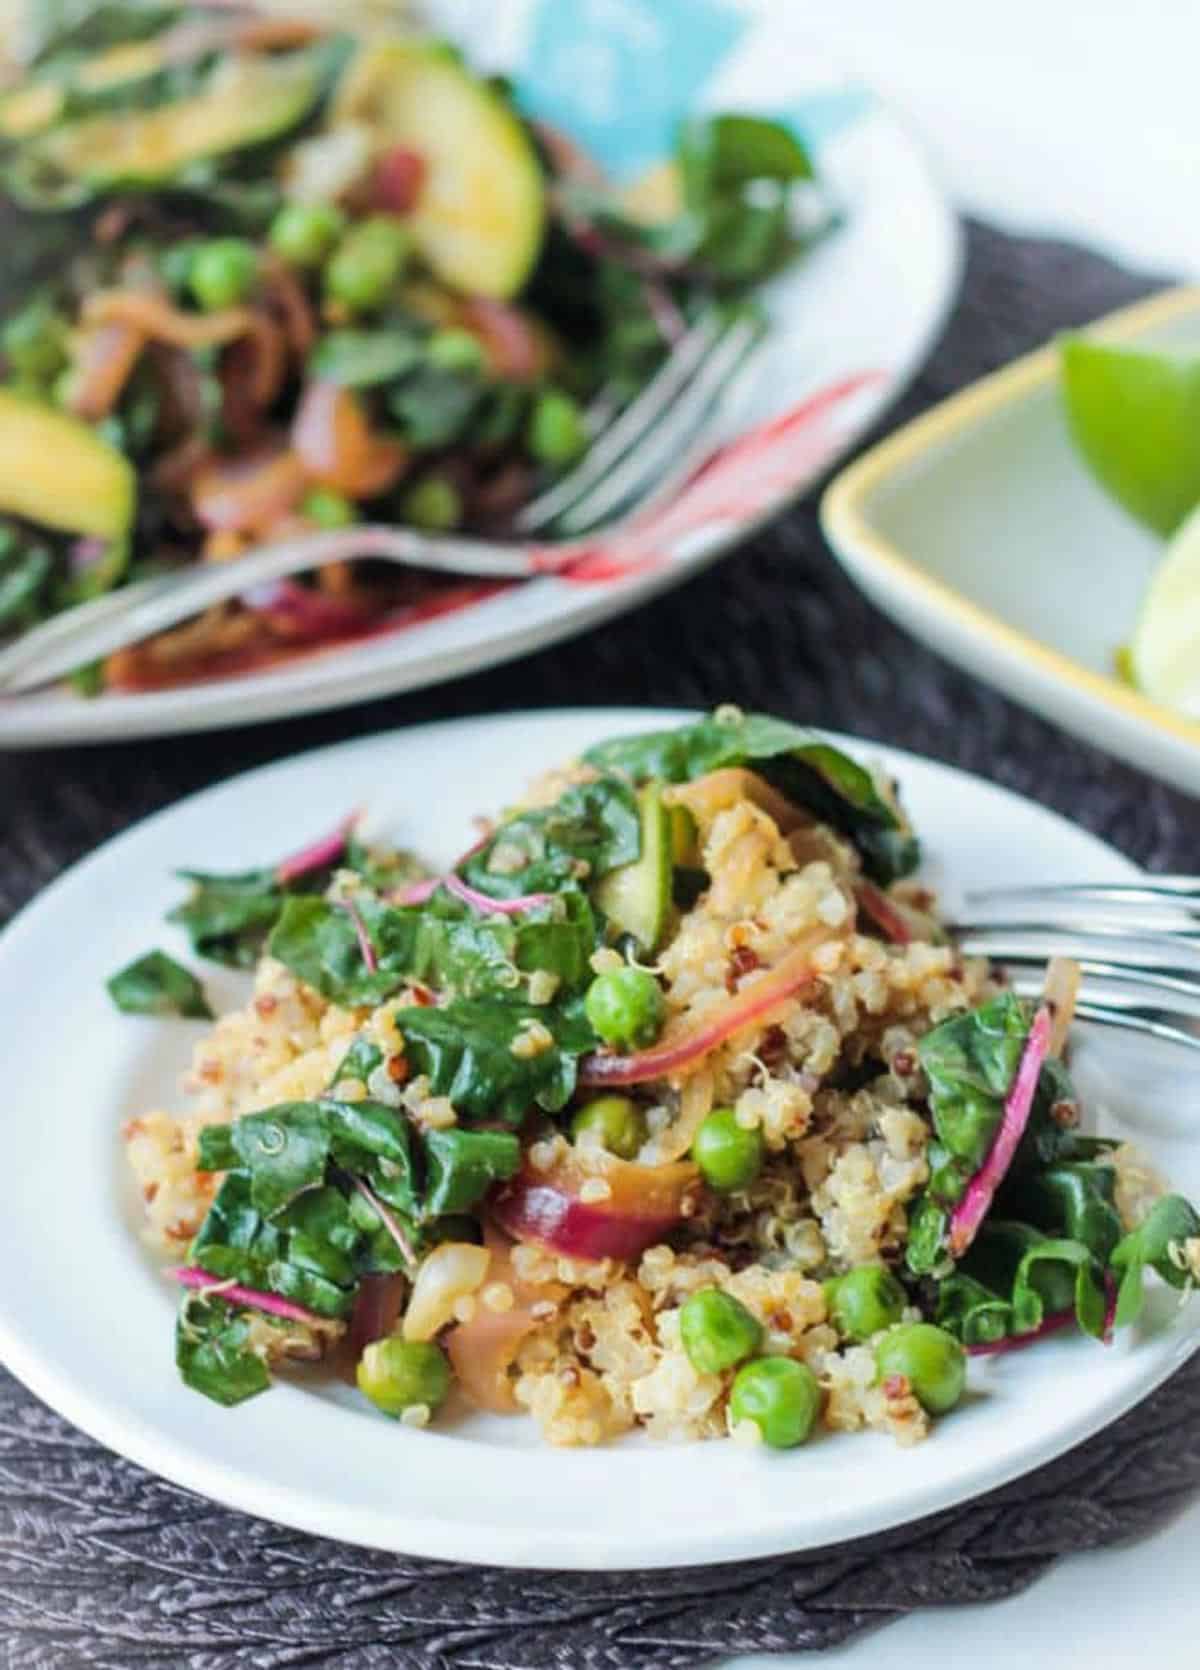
[117,709,1200,1451]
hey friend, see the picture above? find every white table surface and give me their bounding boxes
[736,4,1198,1662]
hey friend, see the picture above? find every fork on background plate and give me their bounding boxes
[0,308,765,697]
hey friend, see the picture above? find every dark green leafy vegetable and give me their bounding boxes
[175,1296,271,1407]
[269,886,597,1007]
[584,711,917,883]
[392,996,596,1120]
[906,994,1032,1275]
[460,776,641,900]
[559,113,818,289]
[0,534,54,630]
[1111,1194,1200,1327]
[386,366,483,449]
[1004,1161,1123,1266]
[106,948,211,1018]
[935,1271,1012,1346]
[182,1093,522,1401]
[170,866,328,968]
[940,1219,1106,1342]
[309,328,424,388]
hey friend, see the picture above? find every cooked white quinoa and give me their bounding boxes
[124,756,1157,1447]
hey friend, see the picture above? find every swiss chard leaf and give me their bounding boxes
[387,367,482,449]
[106,949,212,1019]
[1111,1194,1200,1327]
[422,1128,521,1218]
[393,996,596,1121]
[945,1219,1106,1340]
[935,1271,1012,1346]
[920,995,1030,1169]
[583,711,917,883]
[175,1296,271,1407]
[270,887,598,1007]
[460,776,641,900]
[309,328,424,388]
[0,536,54,631]
[169,867,290,969]
[1003,1161,1123,1265]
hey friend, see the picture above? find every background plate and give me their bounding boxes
[0,0,959,747]
[0,707,1196,1569]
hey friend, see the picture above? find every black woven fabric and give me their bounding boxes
[1,220,1198,1669]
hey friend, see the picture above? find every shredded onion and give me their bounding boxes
[444,1227,566,1412]
[579,937,822,1087]
[638,1070,714,1165]
[947,1004,1053,1258]
[68,321,146,420]
[192,448,310,533]
[292,381,408,498]
[1044,955,1081,1059]
[403,1242,491,1342]
[84,290,262,349]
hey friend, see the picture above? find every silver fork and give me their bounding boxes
[0,309,765,695]
[952,878,1200,1054]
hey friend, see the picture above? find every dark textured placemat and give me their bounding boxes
[2,220,1199,1669]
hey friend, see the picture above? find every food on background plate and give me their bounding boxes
[1060,333,1200,716]
[0,3,824,694]
[118,708,1200,1450]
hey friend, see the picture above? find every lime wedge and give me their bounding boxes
[1060,335,1200,536]
[1131,502,1200,715]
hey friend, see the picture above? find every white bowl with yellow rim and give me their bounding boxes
[821,285,1200,797]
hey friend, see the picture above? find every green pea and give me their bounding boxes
[302,486,357,529]
[584,967,665,1051]
[729,1356,821,1448]
[2,297,68,383]
[571,1095,647,1160]
[270,200,345,268]
[679,1288,763,1375]
[326,215,413,312]
[357,1336,451,1418]
[825,1265,907,1342]
[874,1322,966,1416]
[402,475,463,531]
[426,327,486,373]
[528,388,588,465]
[189,238,259,311]
[692,1107,763,1193]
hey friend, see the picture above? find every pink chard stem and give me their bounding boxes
[170,1266,327,1328]
[337,895,378,974]
[947,1004,1053,1259]
[275,811,360,886]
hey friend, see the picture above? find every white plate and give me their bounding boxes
[0,0,960,748]
[1,706,1197,1570]
[821,284,1200,799]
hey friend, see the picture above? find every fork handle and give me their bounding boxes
[0,525,542,695]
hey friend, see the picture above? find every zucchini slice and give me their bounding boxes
[333,41,545,299]
[594,782,674,953]
[0,390,135,540]
[29,48,329,190]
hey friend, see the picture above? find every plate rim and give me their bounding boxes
[820,282,1200,761]
[0,34,963,750]
[1,705,1197,1570]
